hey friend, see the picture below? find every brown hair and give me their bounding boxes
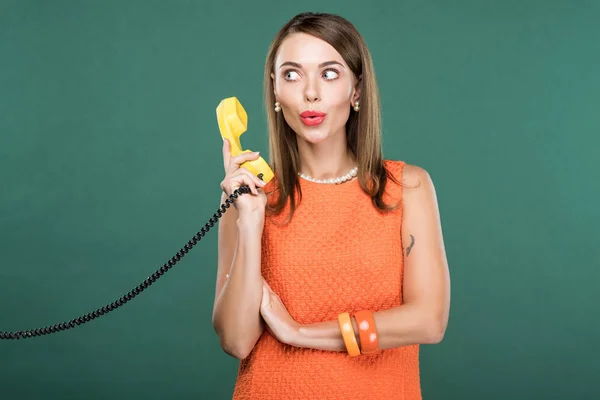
[263,12,402,224]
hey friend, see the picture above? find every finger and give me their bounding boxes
[236,168,266,193]
[231,168,261,195]
[231,174,258,195]
[228,151,261,173]
[264,324,274,337]
[264,287,273,308]
[261,285,270,309]
[263,279,276,295]
[263,279,272,292]
[222,139,230,171]
[261,284,268,302]
[222,169,259,196]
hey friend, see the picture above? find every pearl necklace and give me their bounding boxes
[298,166,358,184]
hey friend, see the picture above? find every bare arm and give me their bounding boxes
[281,165,451,351]
[212,191,265,359]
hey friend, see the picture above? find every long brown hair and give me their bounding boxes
[263,12,402,224]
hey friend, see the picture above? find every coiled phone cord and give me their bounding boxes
[0,182,256,340]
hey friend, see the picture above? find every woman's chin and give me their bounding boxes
[296,128,330,144]
[302,134,329,145]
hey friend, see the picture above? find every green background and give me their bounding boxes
[1,1,598,399]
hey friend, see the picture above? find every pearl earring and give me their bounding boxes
[274,101,281,112]
[353,101,360,112]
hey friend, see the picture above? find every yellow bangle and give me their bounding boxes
[338,312,360,357]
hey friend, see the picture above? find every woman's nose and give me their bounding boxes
[304,78,320,103]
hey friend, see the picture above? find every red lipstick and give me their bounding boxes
[300,110,326,126]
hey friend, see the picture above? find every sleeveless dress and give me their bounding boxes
[232,159,421,399]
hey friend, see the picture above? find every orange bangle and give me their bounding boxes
[337,312,360,357]
[354,310,379,354]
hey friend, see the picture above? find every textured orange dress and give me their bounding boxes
[232,160,421,399]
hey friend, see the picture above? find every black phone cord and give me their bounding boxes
[0,183,255,340]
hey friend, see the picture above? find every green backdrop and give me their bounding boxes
[1,1,598,399]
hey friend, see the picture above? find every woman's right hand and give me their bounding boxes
[220,138,268,218]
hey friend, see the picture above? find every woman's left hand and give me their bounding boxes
[260,279,301,345]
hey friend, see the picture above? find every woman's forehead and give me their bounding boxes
[276,33,345,68]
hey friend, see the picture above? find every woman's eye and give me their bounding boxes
[323,69,339,80]
[284,70,300,81]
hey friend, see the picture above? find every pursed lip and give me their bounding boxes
[300,110,327,118]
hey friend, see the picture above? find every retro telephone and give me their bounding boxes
[0,97,272,340]
[216,97,274,183]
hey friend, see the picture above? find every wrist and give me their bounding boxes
[286,323,304,347]
[236,213,264,232]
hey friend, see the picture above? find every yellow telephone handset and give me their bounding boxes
[216,97,274,184]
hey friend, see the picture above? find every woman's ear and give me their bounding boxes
[271,72,277,96]
[351,74,363,104]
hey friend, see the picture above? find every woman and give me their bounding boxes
[213,12,450,399]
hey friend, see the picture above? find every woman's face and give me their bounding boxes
[272,33,360,145]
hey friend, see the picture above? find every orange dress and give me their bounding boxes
[232,160,421,399]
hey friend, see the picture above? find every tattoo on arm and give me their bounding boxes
[406,234,415,257]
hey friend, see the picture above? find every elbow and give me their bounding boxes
[212,317,254,360]
[424,328,445,344]
[221,340,253,360]
[214,326,253,360]
[423,316,447,344]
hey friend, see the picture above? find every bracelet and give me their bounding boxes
[337,312,360,357]
[353,310,379,354]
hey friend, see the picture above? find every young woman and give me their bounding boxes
[213,12,450,399]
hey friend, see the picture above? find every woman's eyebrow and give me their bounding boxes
[277,61,345,69]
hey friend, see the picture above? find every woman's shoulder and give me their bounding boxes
[384,159,406,171]
[383,159,407,181]
[384,159,431,188]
